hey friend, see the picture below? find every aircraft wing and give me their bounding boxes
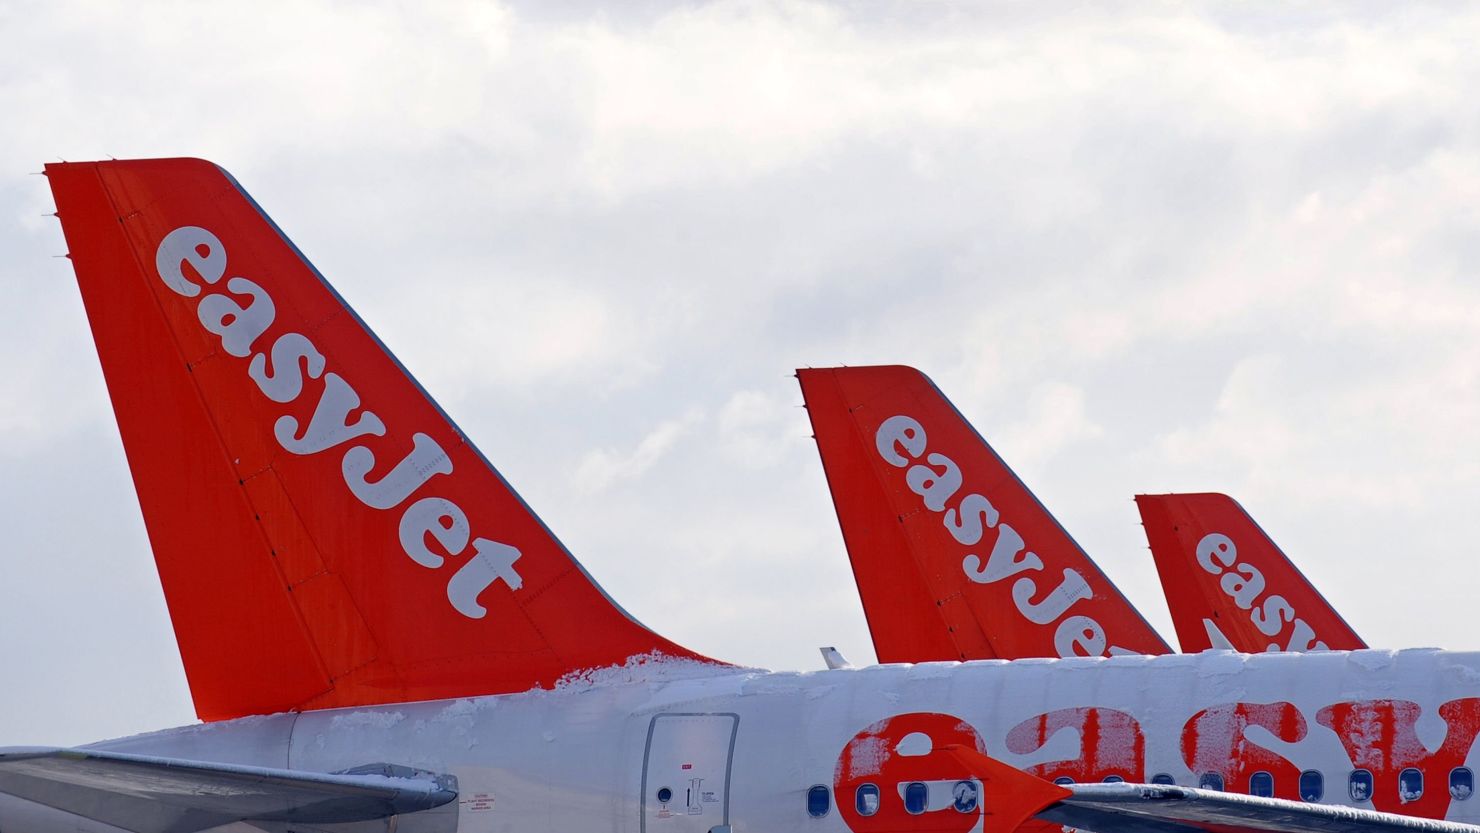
[941,744,1480,833]
[0,747,457,833]
[1042,783,1480,833]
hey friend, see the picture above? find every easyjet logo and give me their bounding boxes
[834,698,1480,827]
[154,225,523,619]
[874,415,1123,658]
[1196,532,1328,652]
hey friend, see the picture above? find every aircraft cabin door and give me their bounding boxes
[640,713,738,833]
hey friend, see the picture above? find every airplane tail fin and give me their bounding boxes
[1135,493,1365,653]
[797,366,1169,662]
[46,158,716,721]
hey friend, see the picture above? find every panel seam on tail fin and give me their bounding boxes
[249,464,386,685]
[804,369,968,661]
[93,165,340,708]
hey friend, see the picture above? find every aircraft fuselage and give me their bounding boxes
[6,649,1478,833]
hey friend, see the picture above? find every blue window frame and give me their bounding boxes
[1151,773,1175,785]
[1350,769,1374,802]
[1199,773,1225,791]
[1400,768,1423,802]
[806,785,830,818]
[1451,767,1474,801]
[1299,770,1324,802]
[856,784,880,816]
[904,782,928,815]
[1249,771,1274,797]
[952,781,979,813]
[1102,775,1125,783]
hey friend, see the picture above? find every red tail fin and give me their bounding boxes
[1135,493,1364,653]
[47,158,716,721]
[798,366,1169,662]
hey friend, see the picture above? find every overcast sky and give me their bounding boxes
[4,0,1480,746]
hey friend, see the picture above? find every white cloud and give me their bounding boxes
[6,0,1480,742]
[717,387,806,469]
[997,382,1104,471]
[573,408,706,493]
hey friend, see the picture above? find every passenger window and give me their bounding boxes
[1199,773,1225,791]
[1452,767,1474,801]
[1151,773,1176,785]
[1053,777,1075,786]
[1349,769,1374,802]
[1102,775,1125,784]
[856,784,880,816]
[904,782,928,815]
[952,781,979,813]
[1400,768,1423,802]
[1249,771,1274,797]
[806,785,830,818]
[1299,770,1324,803]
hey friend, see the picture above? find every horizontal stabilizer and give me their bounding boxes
[0,747,456,833]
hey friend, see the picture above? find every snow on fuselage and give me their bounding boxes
[10,649,1480,833]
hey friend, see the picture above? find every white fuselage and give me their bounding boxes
[7,649,1480,833]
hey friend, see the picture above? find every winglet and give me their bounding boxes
[939,744,1071,833]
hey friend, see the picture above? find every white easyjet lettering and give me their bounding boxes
[274,373,387,455]
[876,413,1114,658]
[344,433,453,510]
[249,332,326,403]
[905,453,962,512]
[1251,594,1296,637]
[399,497,470,569]
[155,226,225,297]
[1054,614,1107,657]
[153,225,524,619]
[1220,563,1266,609]
[962,523,1041,584]
[876,415,927,467]
[197,277,275,357]
[1193,532,1329,652]
[448,538,525,619]
[1196,533,1236,575]
[1013,568,1093,625]
[945,493,999,546]
[1284,617,1324,652]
